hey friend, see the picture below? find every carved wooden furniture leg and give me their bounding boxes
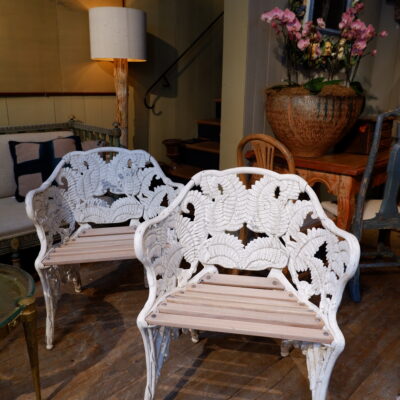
[19,297,42,400]
[336,175,358,231]
[10,237,21,267]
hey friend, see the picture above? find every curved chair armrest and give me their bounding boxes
[284,182,360,338]
[135,180,205,327]
[25,181,76,267]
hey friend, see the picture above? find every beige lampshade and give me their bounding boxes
[89,7,146,62]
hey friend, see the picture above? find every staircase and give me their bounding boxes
[163,98,221,182]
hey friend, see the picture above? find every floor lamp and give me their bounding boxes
[89,7,146,147]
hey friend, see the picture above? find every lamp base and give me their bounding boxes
[114,58,128,147]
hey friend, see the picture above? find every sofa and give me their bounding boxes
[0,119,121,264]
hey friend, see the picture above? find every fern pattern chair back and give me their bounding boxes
[54,148,180,224]
[135,167,360,400]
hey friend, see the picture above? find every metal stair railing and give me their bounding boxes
[143,12,223,113]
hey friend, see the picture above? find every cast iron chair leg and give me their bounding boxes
[304,343,343,400]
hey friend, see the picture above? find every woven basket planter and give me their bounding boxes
[265,87,365,158]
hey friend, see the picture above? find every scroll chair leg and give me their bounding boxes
[37,266,61,350]
[139,325,175,400]
[140,327,157,400]
[303,343,343,400]
[348,267,361,302]
[280,339,294,357]
[190,329,199,343]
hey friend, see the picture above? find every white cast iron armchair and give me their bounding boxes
[135,167,360,400]
[26,148,182,349]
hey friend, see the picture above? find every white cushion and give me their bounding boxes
[0,196,35,240]
[0,131,73,198]
[321,199,400,221]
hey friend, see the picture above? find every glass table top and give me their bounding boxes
[0,264,35,328]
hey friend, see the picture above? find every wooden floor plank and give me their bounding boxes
[0,251,398,400]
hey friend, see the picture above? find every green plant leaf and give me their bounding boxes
[268,82,300,91]
[303,78,343,94]
[350,81,364,95]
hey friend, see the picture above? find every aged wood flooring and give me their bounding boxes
[0,257,399,400]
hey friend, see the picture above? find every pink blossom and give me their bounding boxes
[302,21,313,36]
[351,40,367,56]
[363,24,376,40]
[351,19,367,32]
[371,49,377,56]
[282,8,296,23]
[339,11,355,29]
[379,30,388,37]
[297,38,310,51]
[316,18,326,29]
[261,7,283,23]
[287,19,302,33]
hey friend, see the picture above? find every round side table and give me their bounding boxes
[0,263,41,400]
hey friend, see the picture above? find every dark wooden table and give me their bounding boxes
[292,152,389,231]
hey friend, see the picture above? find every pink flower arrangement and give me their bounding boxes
[261,1,388,90]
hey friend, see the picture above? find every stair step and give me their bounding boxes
[184,141,220,154]
[197,119,220,140]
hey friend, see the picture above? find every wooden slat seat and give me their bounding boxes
[146,273,333,344]
[43,226,136,266]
